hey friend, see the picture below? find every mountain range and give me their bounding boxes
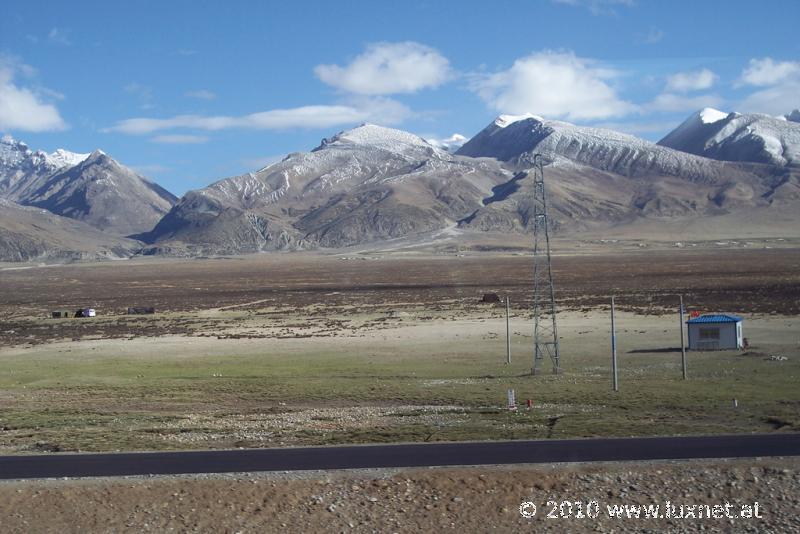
[0,136,175,236]
[1,107,798,261]
[658,108,800,167]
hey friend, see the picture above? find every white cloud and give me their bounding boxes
[47,28,71,46]
[470,50,635,121]
[185,89,216,100]
[665,69,718,92]
[103,98,412,135]
[0,58,66,132]
[648,92,724,113]
[552,0,635,15]
[637,27,665,44]
[124,83,155,110]
[739,82,800,116]
[314,42,452,95]
[150,134,209,144]
[738,57,800,87]
[736,57,800,115]
[424,133,467,152]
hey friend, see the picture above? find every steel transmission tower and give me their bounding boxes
[530,154,560,375]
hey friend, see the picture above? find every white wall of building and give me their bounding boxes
[687,321,742,350]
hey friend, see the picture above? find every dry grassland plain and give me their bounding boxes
[0,248,798,453]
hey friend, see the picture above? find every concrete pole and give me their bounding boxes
[679,295,687,380]
[505,296,511,365]
[611,296,619,392]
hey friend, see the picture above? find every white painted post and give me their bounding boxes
[680,295,687,380]
[507,389,517,411]
[611,296,619,392]
[506,296,511,365]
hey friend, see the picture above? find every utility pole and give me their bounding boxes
[506,296,511,365]
[611,296,619,392]
[679,295,687,380]
[530,154,560,375]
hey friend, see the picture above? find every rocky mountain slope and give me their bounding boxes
[142,125,510,254]
[0,135,89,197]
[0,136,176,236]
[141,117,800,256]
[4,111,799,261]
[455,114,799,234]
[658,108,800,167]
[458,113,736,181]
[0,198,138,262]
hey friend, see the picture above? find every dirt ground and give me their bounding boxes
[0,249,798,453]
[1,248,799,325]
[0,457,797,533]
[0,249,799,531]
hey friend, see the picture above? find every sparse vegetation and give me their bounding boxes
[0,251,798,453]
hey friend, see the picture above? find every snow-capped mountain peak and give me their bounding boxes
[0,135,32,168]
[494,113,543,128]
[659,108,800,167]
[698,107,729,124]
[1,137,175,236]
[317,123,434,153]
[1,135,91,171]
[786,109,800,123]
[81,149,108,165]
[48,148,91,168]
[30,149,91,170]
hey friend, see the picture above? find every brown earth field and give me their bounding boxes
[0,458,797,533]
[0,247,797,453]
[1,247,799,344]
[0,248,799,532]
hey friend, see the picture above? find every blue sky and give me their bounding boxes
[2,0,799,195]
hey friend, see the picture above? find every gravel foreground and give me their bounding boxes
[1,457,798,533]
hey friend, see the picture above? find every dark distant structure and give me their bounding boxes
[481,293,501,303]
[127,307,156,315]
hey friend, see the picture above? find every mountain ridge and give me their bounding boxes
[141,115,799,256]
[0,198,138,262]
[3,109,799,261]
[0,135,176,236]
[658,108,800,167]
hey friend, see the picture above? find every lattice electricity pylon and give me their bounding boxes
[530,154,560,375]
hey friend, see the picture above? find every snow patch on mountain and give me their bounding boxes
[199,123,472,208]
[1,135,90,172]
[495,113,542,128]
[46,148,91,167]
[699,107,729,124]
[0,135,31,168]
[659,109,800,167]
[317,123,436,154]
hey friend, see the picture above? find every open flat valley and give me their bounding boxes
[0,248,798,454]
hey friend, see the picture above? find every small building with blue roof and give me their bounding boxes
[686,313,743,351]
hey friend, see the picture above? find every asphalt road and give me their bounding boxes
[1,433,798,480]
